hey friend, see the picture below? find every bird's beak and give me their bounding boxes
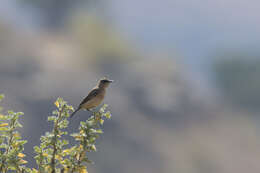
[108,80,114,83]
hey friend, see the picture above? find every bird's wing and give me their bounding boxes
[79,88,99,107]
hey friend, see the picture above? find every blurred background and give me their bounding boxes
[1,0,260,173]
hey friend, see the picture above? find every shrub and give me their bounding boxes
[0,95,111,173]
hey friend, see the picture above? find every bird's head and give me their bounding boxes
[98,77,113,88]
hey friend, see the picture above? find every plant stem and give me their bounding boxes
[51,106,64,173]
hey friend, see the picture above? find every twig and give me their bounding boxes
[51,105,65,173]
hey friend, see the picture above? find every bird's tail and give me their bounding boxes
[70,107,80,118]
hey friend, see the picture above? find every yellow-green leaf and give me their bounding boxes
[91,145,96,151]
[0,114,5,119]
[13,133,20,137]
[31,168,38,173]
[32,168,37,171]
[56,155,62,161]
[19,159,28,164]
[18,153,26,158]
[54,101,59,108]
[42,153,48,157]
[0,123,8,127]
[79,166,88,173]
[63,149,71,154]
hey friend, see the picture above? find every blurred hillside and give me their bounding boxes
[0,1,260,173]
[212,54,260,112]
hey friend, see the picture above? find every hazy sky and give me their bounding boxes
[1,0,260,74]
[109,0,260,64]
[107,0,260,88]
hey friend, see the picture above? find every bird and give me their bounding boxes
[70,77,113,118]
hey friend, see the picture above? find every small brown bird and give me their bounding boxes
[70,78,113,118]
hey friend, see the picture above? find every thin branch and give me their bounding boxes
[51,105,65,173]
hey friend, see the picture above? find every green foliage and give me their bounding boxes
[66,104,111,173]
[33,98,73,173]
[0,95,27,173]
[0,95,112,173]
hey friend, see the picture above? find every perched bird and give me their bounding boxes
[70,78,113,118]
